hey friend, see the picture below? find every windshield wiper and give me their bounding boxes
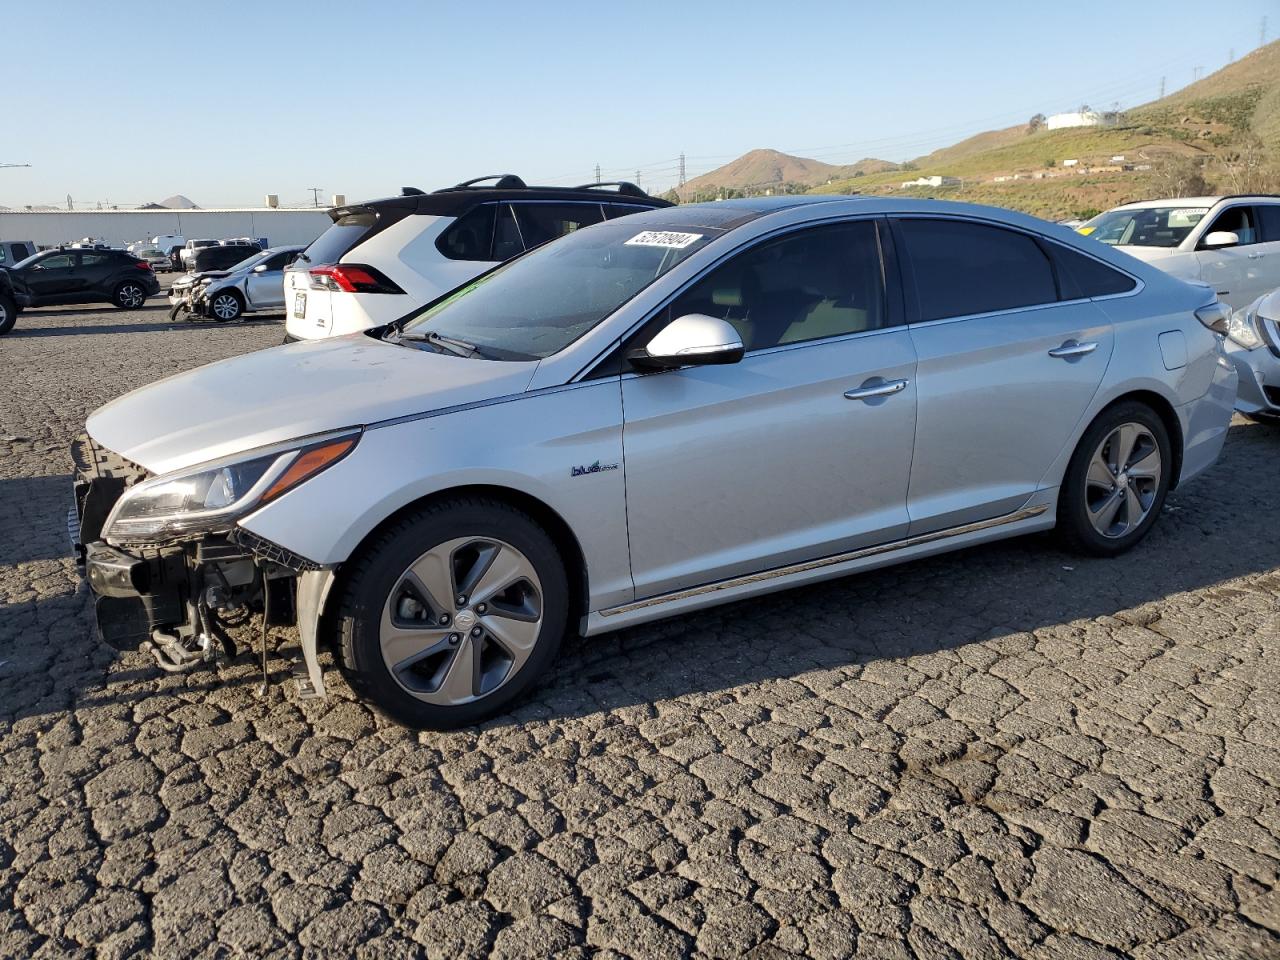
[397,330,480,358]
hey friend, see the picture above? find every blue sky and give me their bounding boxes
[3,0,1275,208]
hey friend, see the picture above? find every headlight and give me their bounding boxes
[103,432,358,543]
[1227,306,1263,349]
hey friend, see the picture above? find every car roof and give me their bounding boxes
[331,175,672,222]
[1107,194,1280,211]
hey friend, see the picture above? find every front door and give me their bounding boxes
[24,252,78,302]
[621,219,918,600]
[1195,204,1269,310]
[893,217,1114,533]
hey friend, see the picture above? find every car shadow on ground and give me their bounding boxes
[8,317,283,337]
[19,303,171,317]
[0,475,78,565]
[5,421,1280,728]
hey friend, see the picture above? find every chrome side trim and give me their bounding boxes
[598,503,1050,618]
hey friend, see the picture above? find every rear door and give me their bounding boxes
[895,217,1117,534]
[79,252,120,298]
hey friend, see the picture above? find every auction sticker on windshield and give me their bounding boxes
[625,231,703,249]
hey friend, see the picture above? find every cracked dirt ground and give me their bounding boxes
[1,303,1278,959]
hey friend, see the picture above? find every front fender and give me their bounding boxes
[237,379,635,610]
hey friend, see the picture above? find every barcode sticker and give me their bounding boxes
[625,231,703,249]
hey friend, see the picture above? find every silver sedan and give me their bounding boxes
[74,197,1237,727]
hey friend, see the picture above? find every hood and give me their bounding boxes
[87,335,540,475]
[175,269,231,286]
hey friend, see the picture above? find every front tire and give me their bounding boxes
[112,281,147,310]
[1058,401,1172,557]
[335,498,568,729]
[0,293,16,335]
[208,290,244,322]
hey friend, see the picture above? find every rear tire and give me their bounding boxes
[0,293,16,335]
[1058,401,1172,557]
[208,290,244,322]
[112,281,147,310]
[335,498,569,729]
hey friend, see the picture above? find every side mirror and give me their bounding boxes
[1202,230,1240,249]
[252,263,270,273]
[630,313,745,370]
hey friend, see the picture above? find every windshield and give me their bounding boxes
[400,222,718,360]
[1080,206,1208,247]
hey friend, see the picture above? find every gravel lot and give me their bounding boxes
[1,301,1279,959]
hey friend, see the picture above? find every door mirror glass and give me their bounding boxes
[1202,230,1240,249]
[253,263,270,273]
[631,313,744,370]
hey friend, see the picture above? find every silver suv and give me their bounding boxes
[71,197,1237,728]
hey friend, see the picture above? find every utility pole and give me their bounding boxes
[1159,75,1166,98]
[594,164,601,184]
[307,187,323,208]
[1193,65,1203,82]
[635,169,641,188]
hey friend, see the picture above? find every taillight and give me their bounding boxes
[1195,302,1230,335]
[136,261,153,271]
[308,263,403,294]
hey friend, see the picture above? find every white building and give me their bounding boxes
[1045,111,1119,131]
[900,175,961,188]
[0,207,333,250]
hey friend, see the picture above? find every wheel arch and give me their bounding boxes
[319,483,591,642]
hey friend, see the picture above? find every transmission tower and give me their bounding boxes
[678,153,686,187]
[1262,16,1269,47]
[594,164,601,184]
[1159,75,1166,98]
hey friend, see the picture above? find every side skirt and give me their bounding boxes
[584,499,1055,636]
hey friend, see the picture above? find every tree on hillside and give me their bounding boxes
[1028,113,1046,133]
[1218,135,1280,193]
[1151,154,1210,198]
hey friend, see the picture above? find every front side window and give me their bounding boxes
[897,218,1057,321]
[1081,206,1207,248]
[664,220,887,352]
[1200,206,1258,247]
[401,220,719,360]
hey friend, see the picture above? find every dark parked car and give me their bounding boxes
[7,248,161,313]
[0,266,20,335]
[184,243,263,274]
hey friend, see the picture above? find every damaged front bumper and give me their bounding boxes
[69,434,333,698]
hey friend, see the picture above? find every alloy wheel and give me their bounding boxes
[1084,422,1162,539]
[119,285,145,308]
[211,294,240,320]
[379,536,543,705]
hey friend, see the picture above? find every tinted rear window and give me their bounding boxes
[1051,244,1137,298]
[303,211,377,264]
[897,218,1058,321]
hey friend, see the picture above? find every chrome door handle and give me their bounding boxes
[1248,252,1264,259]
[844,378,909,401]
[1048,340,1098,359]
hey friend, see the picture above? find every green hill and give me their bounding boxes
[683,41,1280,220]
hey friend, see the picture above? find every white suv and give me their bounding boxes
[283,175,671,342]
[1079,195,1280,309]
